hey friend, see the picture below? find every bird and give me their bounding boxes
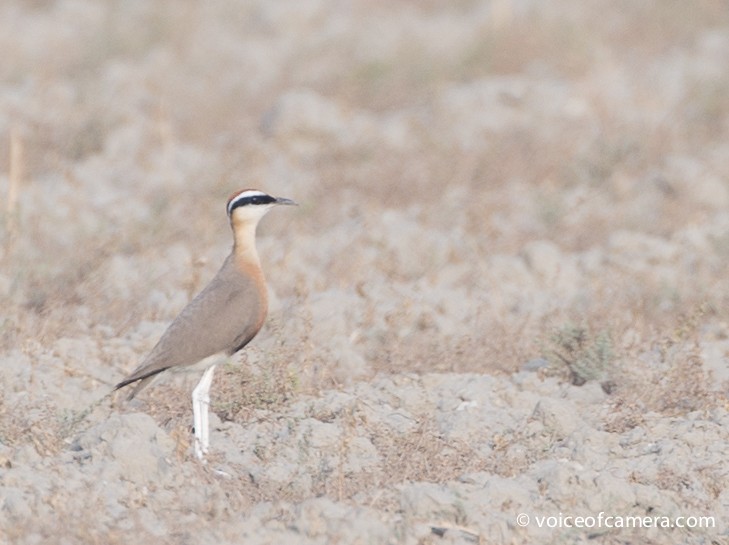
[114,188,297,459]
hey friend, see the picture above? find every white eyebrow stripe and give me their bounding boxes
[227,190,268,215]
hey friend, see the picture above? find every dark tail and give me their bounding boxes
[114,368,167,400]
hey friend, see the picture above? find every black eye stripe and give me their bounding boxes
[227,193,276,215]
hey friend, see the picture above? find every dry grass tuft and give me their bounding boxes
[544,323,615,388]
[0,388,66,456]
[213,356,300,422]
[605,304,723,434]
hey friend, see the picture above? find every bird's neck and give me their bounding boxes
[231,219,269,313]
[232,219,262,267]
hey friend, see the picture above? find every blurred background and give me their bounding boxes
[1,0,728,417]
[1,1,728,542]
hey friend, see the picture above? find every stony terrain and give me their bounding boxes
[1,1,728,543]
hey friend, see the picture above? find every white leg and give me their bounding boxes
[192,364,216,460]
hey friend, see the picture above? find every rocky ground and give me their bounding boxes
[1,1,728,543]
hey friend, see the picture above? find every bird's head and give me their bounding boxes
[226,189,297,227]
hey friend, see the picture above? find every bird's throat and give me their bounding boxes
[232,220,261,266]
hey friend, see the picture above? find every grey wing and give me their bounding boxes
[116,267,264,390]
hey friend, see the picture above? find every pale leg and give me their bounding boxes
[192,364,217,460]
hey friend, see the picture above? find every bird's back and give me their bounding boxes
[116,254,267,391]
